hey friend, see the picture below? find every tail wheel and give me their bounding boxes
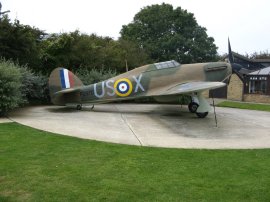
[76,105,82,110]
[188,102,199,113]
[196,112,208,118]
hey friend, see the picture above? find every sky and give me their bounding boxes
[1,0,270,55]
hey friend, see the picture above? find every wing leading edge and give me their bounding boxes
[162,81,226,96]
[159,81,226,113]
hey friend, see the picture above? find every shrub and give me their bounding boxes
[0,59,23,116]
[20,67,50,105]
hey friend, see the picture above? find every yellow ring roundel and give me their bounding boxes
[114,78,133,97]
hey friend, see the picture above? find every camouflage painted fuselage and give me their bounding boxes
[51,61,232,106]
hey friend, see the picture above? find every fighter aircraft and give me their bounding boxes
[49,57,232,118]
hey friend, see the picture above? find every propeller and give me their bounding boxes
[228,38,243,72]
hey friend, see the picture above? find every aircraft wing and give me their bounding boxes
[162,81,226,95]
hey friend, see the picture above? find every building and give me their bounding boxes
[243,67,270,103]
[211,52,270,103]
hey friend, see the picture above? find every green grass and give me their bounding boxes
[1,123,270,201]
[217,101,270,112]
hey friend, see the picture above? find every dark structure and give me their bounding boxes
[231,52,270,77]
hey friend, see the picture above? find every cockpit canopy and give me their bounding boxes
[154,60,180,70]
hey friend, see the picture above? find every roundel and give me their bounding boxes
[114,78,133,97]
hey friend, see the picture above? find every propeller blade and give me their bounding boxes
[228,38,243,73]
[228,38,234,63]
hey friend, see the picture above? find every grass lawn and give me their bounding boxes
[1,123,270,201]
[217,101,270,112]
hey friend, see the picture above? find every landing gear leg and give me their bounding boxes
[189,93,210,118]
[76,104,82,110]
[189,93,199,113]
[90,105,95,110]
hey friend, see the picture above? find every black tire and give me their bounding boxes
[196,112,208,118]
[188,102,199,113]
[76,105,82,110]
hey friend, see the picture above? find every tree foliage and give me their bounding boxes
[0,15,151,76]
[41,31,151,75]
[0,16,46,70]
[75,68,117,85]
[248,50,270,60]
[118,39,152,70]
[120,3,218,63]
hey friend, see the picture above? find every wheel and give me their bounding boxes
[76,104,82,110]
[196,112,208,118]
[188,102,199,113]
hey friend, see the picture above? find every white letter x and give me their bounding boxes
[133,74,144,93]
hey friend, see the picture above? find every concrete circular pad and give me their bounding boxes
[8,104,270,149]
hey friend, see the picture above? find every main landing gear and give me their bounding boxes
[188,93,210,118]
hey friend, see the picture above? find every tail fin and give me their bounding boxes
[49,67,83,97]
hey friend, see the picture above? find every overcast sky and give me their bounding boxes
[2,0,270,55]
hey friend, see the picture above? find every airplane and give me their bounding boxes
[49,57,232,118]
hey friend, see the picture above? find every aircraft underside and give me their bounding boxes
[67,92,211,118]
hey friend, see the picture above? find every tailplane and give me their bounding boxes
[49,67,83,97]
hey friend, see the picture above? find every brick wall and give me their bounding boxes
[202,90,209,98]
[227,74,243,101]
[244,94,270,103]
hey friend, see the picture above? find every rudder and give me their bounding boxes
[49,67,84,97]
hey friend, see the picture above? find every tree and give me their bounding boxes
[0,16,46,71]
[120,3,218,63]
[41,32,125,73]
[248,50,270,60]
[118,39,152,70]
[0,14,151,76]
[41,31,151,74]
